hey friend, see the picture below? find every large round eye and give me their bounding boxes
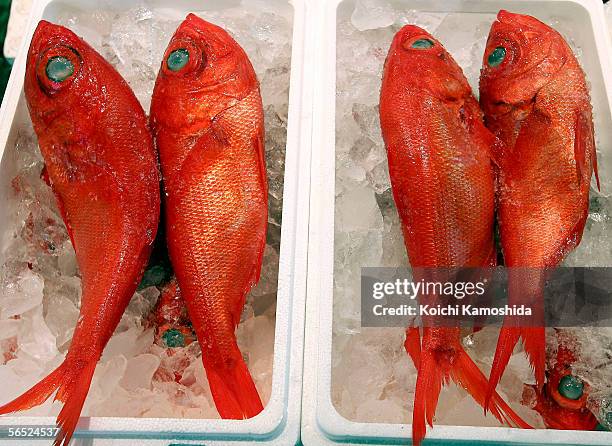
[46,56,75,82]
[558,375,584,400]
[162,39,204,76]
[167,49,190,72]
[36,45,81,92]
[411,38,434,49]
[402,37,435,51]
[487,46,507,68]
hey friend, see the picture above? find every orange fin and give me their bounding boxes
[411,342,531,446]
[52,360,97,446]
[485,325,520,410]
[404,327,421,367]
[205,350,263,419]
[486,326,545,410]
[0,358,97,446]
[574,111,599,191]
[0,362,65,415]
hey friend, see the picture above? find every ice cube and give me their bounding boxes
[120,354,161,391]
[351,0,396,32]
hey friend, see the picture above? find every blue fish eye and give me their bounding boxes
[558,375,584,400]
[411,39,435,49]
[167,49,190,72]
[46,56,75,82]
[488,46,507,67]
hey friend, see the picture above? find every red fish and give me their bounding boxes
[380,25,530,445]
[0,21,160,445]
[150,14,267,419]
[525,331,598,430]
[479,10,598,403]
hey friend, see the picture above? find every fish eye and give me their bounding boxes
[411,38,434,49]
[162,39,204,76]
[558,375,584,400]
[46,56,75,82]
[487,46,507,67]
[36,45,82,92]
[167,48,190,72]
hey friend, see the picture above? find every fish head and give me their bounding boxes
[383,25,471,103]
[480,10,567,111]
[25,21,105,129]
[151,14,258,132]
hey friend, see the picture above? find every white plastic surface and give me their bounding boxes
[302,0,612,445]
[0,0,313,444]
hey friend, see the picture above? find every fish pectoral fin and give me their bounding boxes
[489,136,505,169]
[574,111,599,191]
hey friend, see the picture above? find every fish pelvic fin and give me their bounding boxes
[574,110,599,191]
[205,349,264,419]
[410,334,531,445]
[0,357,97,446]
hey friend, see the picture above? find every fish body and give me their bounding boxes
[479,10,598,401]
[380,25,529,445]
[0,21,160,445]
[150,14,267,419]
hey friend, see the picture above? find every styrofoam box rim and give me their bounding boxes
[302,0,612,445]
[0,0,313,444]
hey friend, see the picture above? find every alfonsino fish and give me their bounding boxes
[380,25,530,445]
[0,22,160,445]
[479,10,598,403]
[150,14,267,419]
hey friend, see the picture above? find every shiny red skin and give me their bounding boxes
[150,14,267,419]
[380,25,528,445]
[479,10,597,396]
[0,20,159,445]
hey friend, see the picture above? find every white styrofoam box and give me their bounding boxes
[302,0,612,445]
[0,0,313,444]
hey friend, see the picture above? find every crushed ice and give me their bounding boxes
[0,2,290,419]
[333,1,612,429]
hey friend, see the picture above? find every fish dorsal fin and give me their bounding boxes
[574,111,600,191]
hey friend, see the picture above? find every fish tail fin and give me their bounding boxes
[205,349,263,419]
[52,359,97,446]
[520,326,546,389]
[0,357,97,446]
[451,347,532,430]
[487,267,546,410]
[485,325,521,410]
[485,325,546,410]
[404,326,421,367]
[411,338,530,445]
[0,362,66,415]
[411,347,442,446]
